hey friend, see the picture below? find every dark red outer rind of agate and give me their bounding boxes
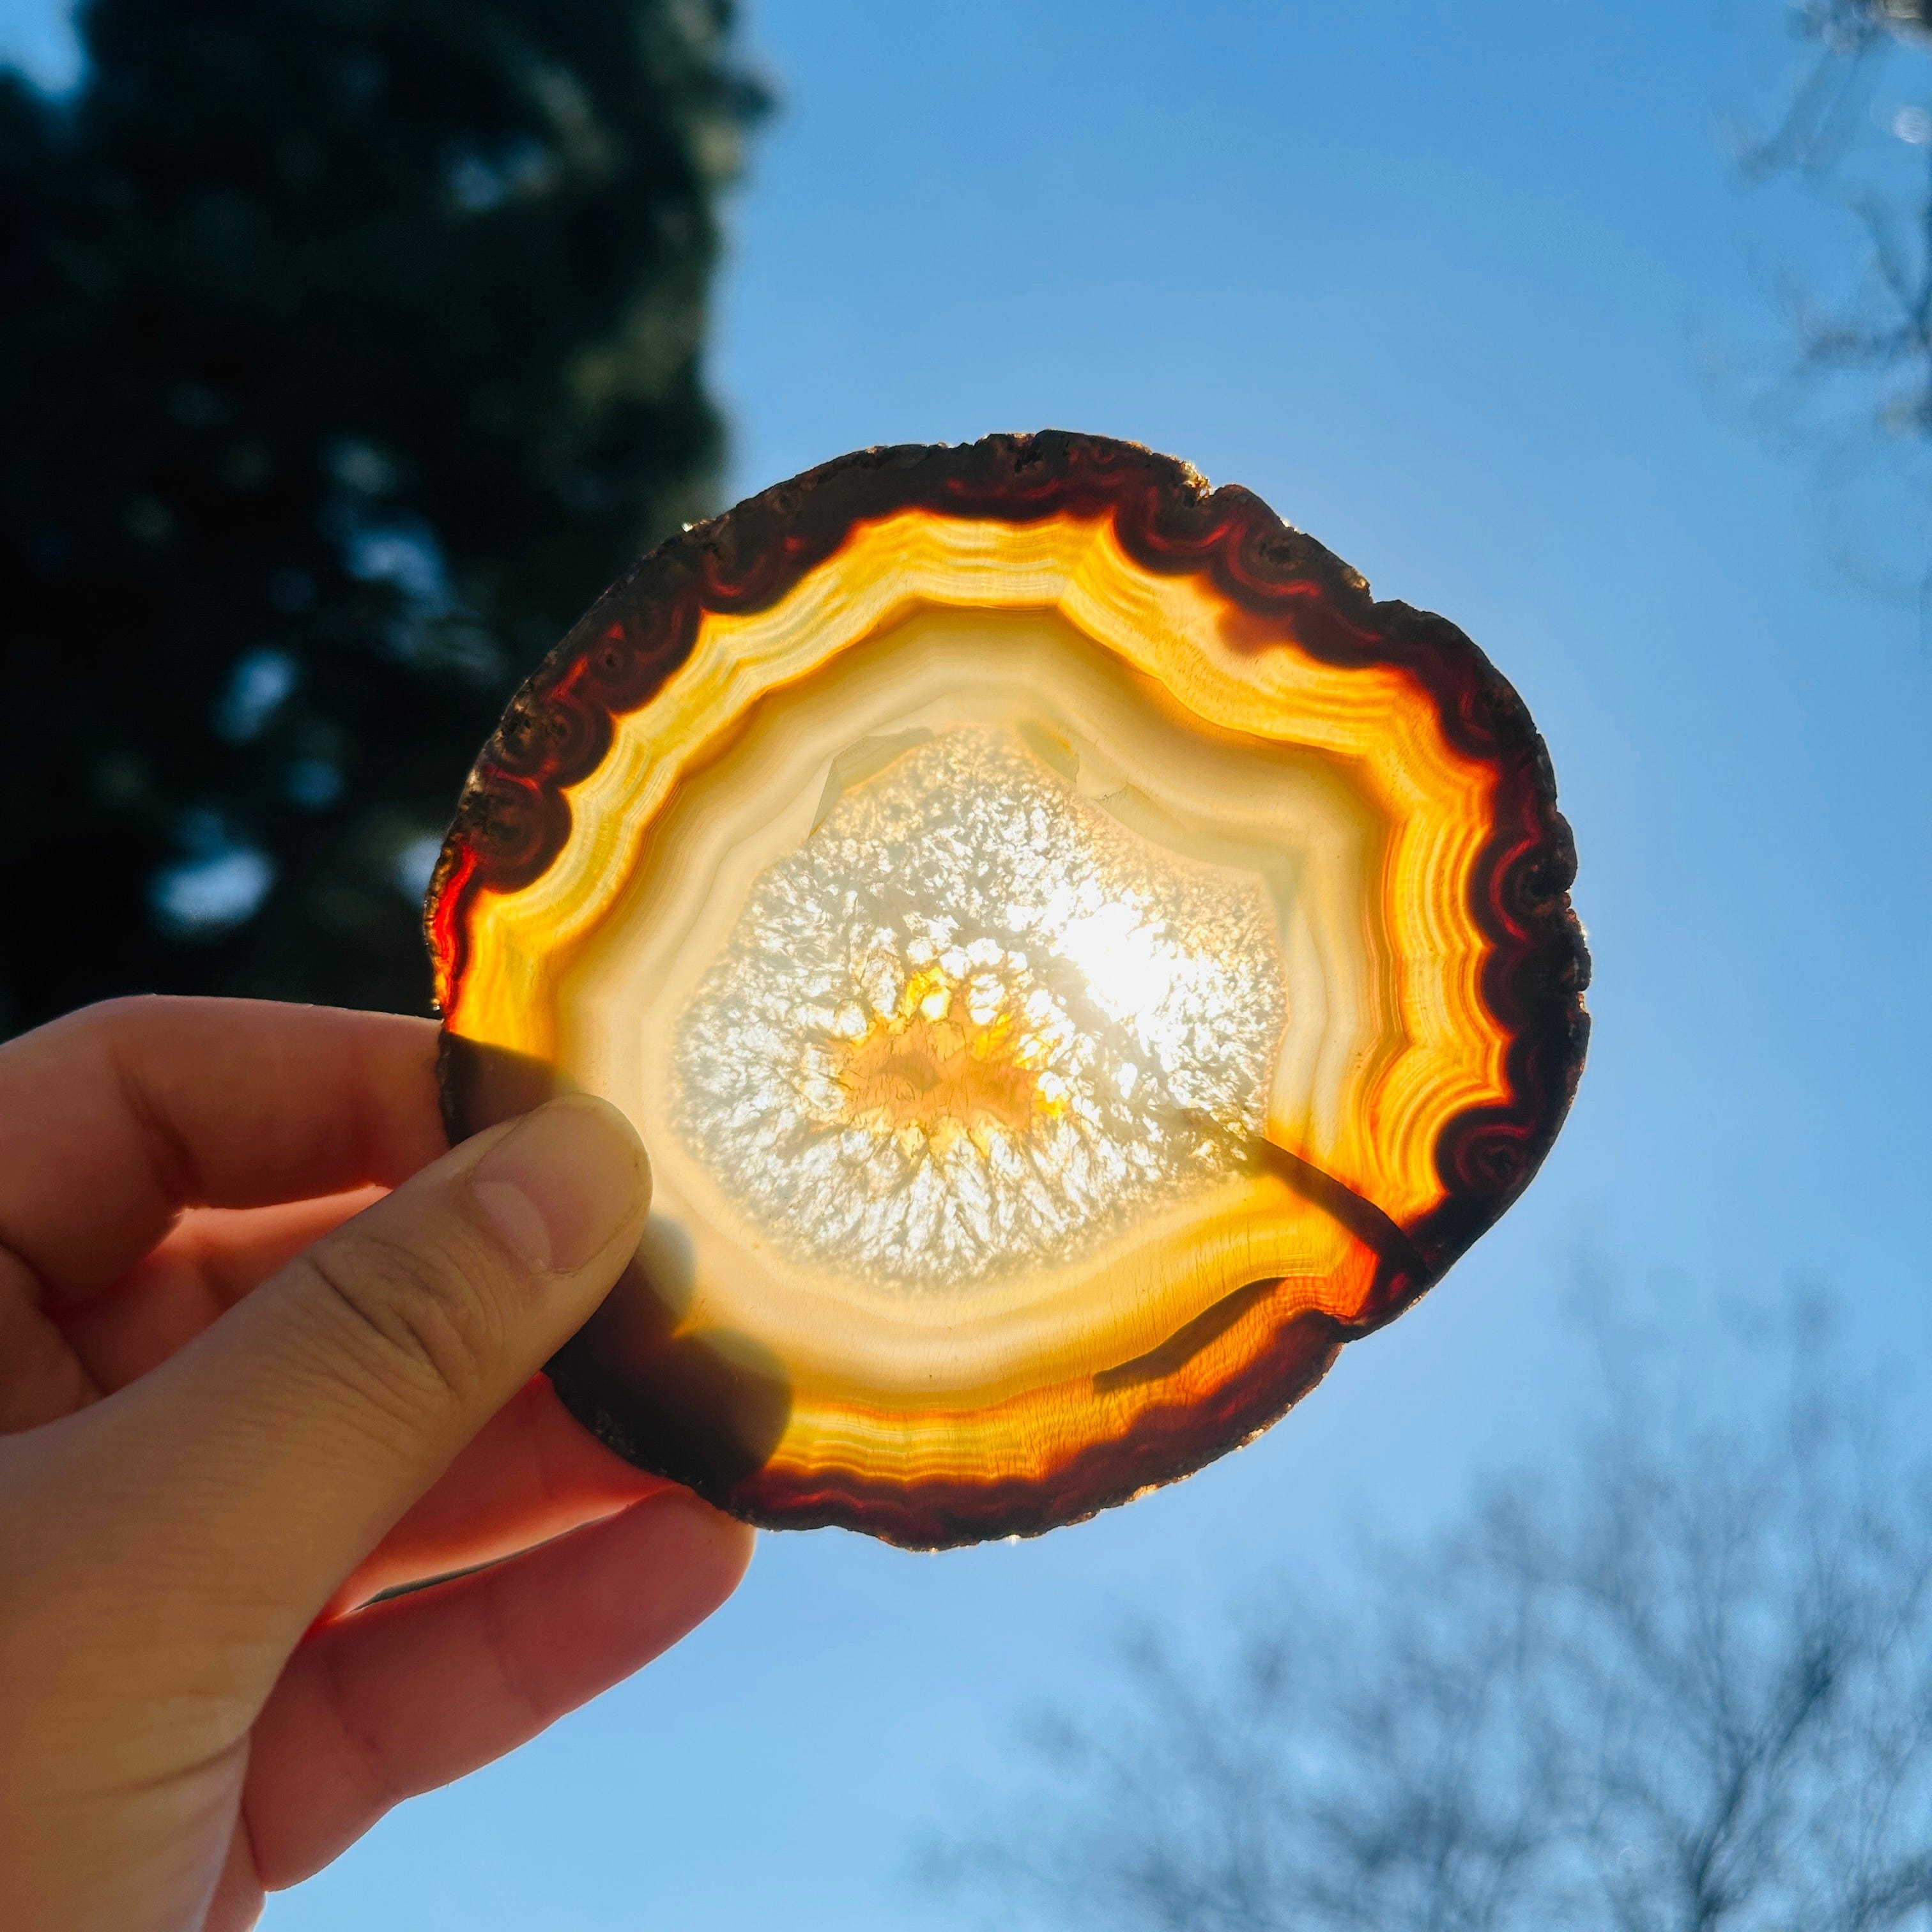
[427,430,1591,1550]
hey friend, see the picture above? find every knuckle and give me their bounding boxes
[297,1225,503,1413]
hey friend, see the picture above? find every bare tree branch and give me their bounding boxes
[937,1302,1932,1931]
[1733,1,1932,609]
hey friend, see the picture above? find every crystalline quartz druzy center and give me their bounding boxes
[671,728,1290,1294]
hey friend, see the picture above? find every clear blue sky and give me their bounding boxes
[7,3,1931,1928]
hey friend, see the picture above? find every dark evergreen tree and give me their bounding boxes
[0,0,765,1034]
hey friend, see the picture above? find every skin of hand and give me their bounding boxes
[0,996,755,1932]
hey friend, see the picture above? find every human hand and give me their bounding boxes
[0,997,754,1932]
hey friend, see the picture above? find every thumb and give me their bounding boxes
[109,1093,652,1642]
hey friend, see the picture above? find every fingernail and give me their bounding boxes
[470,1096,648,1273]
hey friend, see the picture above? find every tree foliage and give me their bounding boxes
[0,0,765,1034]
[942,1308,1932,1931]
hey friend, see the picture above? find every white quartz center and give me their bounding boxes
[671,726,1287,1293]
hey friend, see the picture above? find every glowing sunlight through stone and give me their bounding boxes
[672,726,1287,1294]
[427,433,1590,1547]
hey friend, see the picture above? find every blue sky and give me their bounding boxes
[7,3,1931,1928]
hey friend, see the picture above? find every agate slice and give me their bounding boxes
[427,433,1588,1549]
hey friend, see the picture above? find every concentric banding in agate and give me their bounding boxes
[427,431,1590,1548]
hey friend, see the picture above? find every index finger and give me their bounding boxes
[0,996,446,1307]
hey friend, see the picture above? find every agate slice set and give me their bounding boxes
[426,433,1588,1549]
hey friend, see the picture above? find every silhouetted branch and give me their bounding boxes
[1733,1,1932,606]
[938,1303,1932,1931]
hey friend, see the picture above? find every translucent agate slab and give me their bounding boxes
[427,433,1589,1548]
